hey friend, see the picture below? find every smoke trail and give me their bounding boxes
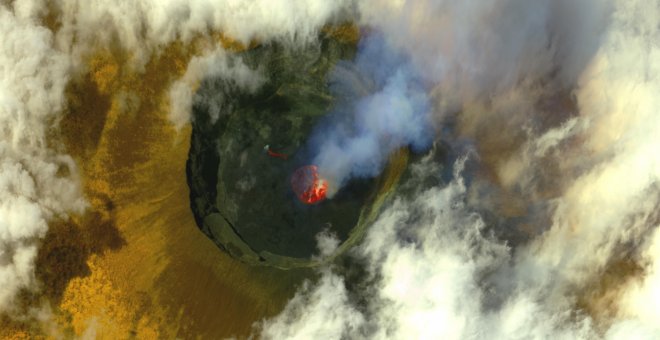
[310,34,433,195]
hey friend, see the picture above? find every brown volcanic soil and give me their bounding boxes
[1,28,362,338]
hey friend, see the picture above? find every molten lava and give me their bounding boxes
[264,144,288,160]
[291,165,328,204]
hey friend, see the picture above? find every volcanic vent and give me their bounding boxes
[186,32,403,268]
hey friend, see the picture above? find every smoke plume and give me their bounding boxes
[310,33,433,195]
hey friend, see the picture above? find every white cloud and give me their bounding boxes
[168,46,264,128]
[258,0,660,339]
[315,229,340,258]
[2,0,659,338]
[0,0,353,315]
[53,0,352,68]
[0,4,85,312]
[258,269,365,340]
[612,227,660,338]
[259,159,597,339]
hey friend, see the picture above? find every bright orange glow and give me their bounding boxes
[291,165,328,204]
[265,145,288,160]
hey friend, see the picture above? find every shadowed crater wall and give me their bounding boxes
[187,33,388,267]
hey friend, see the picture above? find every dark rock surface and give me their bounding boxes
[186,34,385,267]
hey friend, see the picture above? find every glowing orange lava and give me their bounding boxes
[264,144,288,160]
[291,165,328,204]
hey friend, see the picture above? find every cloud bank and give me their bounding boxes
[0,0,350,318]
[258,0,660,339]
[0,4,85,312]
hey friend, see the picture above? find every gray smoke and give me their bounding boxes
[310,34,433,196]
